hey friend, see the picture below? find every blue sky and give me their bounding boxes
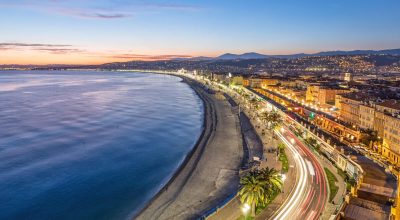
[1,0,399,64]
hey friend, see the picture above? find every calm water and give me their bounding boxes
[0,70,203,220]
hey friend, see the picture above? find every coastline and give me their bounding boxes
[134,74,243,219]
[131,76,211,218]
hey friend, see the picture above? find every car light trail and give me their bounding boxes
[306,160,315,176]
[270,127,327,220]
[273,130,308,220]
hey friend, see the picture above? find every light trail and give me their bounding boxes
[270,127,327,220]
[273,130,308,220]
[306,160,315,176]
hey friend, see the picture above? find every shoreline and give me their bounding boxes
[132,76,211,218]
[134,74,243,219]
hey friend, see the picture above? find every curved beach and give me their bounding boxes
[135,76,243,219]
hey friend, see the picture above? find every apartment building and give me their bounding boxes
[260,78,278,88]
[359,103,375,130]
[383,113,400,165]
[338,93,366,126]
[306,85,349,106]
[378,101,400,165]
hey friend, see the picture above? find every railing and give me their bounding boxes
[198,191,238,219]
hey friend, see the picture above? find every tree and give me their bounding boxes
[249,98,259,110]
[239,168,283,216]
[259,111,270,124]
[277,143,285,152]
[269,111,283,130]
[260,110,283,130]
[239,173,266,216]
[258,167,283,196]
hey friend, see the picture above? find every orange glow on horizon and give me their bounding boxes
[0,49,320,65]
[0,50,222,65]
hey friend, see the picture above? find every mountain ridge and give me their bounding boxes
[188,48,400,60]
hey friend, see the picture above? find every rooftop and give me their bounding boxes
[341,92,378,102]
[376,99,400,111]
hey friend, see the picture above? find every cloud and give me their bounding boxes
[56,8,132,19]
[0,0,201,19]
[80,12,129,19]
[0,42,191,61]
[0,42,84,54]
[33,48,85,54]
[0,43,71,47]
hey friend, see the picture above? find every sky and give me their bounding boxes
[1,0,400,65]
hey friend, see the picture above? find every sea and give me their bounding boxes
[0,70,204,220]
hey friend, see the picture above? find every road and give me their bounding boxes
[187,76,328,219]
[270,126,328,220]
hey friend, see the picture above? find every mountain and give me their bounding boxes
[167,49,400,62]
[311,49,400,57]
[211,49,400,60]
[216,52,269,60]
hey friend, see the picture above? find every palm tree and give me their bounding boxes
[258,167,283,197]
[249,98,259,110]
[260,110,283,130]
[259,111,269,123]
[239,173,266,216]
[268,111,282,130]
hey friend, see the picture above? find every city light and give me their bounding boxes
[241,203,250,214]
[281,173,287,182]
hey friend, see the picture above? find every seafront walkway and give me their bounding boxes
[136,78,243,219]
[206,81,296,220]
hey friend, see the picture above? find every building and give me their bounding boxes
[306,85,349,106]
[343,72,353,82]
[335,94,343,110]
[243,79,250,87]
[229,76,243,85]
[248,77,263,88]
[359,103,375,130]
[378,100,400,165]
[339,93,375,127]
[348,99,400,165]
[375,100,400,137]
[260,78,278,88]
[383,113,400,165]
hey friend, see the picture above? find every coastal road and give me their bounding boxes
[270,126,328,220]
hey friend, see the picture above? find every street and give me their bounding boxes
[270,126,328,220]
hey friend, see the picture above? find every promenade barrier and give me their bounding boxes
[199,191,238,220]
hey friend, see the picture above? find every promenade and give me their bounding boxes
[207,83,296,220]
[136,78,243,219]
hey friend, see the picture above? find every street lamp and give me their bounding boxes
[241,203,250,219]
[290,138,295,144]
[281,173,287,182]
[281,173,287,193]
[281,127,285,133]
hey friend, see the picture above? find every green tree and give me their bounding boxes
[261,110,282,130]
[258,167,283,197]
[269,111,282,129]
[259,111,270,124]
[239,173,266,216]
[277,143,285,151]
[249,98,259,110]
[239,168,283,216]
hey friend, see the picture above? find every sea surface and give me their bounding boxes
[0,70,204,220]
